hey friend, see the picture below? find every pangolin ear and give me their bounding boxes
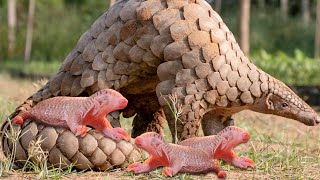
[266,94,275,110]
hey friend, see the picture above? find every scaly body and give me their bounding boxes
[10,0,320,141]
[12,89,130,141]
[179,126,254,169]
[127,132,226,178]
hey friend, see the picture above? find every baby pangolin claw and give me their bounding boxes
[233,157,255,169]
[74,126,87,137]
[127,162,144,173]
[163,167,175,177]
[104,127,130,142]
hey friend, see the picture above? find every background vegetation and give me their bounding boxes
[0,0,319,86]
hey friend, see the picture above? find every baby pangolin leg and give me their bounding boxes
[214,144,254,169]
[163,163,182,177]
[84,116,130,141]
[74,125,87,137]
[67,118,87,137]
[213,160,227,178]
[127,157,163,173]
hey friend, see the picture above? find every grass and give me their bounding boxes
[164,93,183,143]
[0,72,319,179]
[0,60,60,77]
[0,121,76,179]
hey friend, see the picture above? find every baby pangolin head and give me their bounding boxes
[134,132,165,155]
[216,126,250,151]
[94,89,128,110]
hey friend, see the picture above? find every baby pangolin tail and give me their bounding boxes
[11,111,33,125]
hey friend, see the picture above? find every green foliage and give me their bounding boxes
[0,1,106,62]
[0,1,319,87]
[252,49,320,86]
[221,6,316,57]
[0,60,60,77]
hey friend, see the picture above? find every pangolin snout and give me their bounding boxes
[297,111,320,126]
[309,115,320,126]
[315,115,320,125]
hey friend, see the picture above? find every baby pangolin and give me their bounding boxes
[128,126,253,177]
[12,89,130,142]
[179,126,254,169]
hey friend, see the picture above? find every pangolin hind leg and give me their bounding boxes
[123,92,165,138]
[156,81,203,142]
[201,111,234,135]
[161,96,202,142]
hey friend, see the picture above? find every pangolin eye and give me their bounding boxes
[282,102,288,108]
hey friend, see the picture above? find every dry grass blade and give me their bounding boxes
[163,93,183,143]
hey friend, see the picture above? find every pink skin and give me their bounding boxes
[127,135,169,174]
[81,89,130,141]
[128,133,226,178]
[213,128,254,169]
[179,126,255,169]
[12,89,130,142]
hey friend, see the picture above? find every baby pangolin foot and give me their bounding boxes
[163,167,175,177]
[75,126,87,137]
[127,162,144,173]
[233,157,255,169]
[217,170,227,178]
[104,127,130,142]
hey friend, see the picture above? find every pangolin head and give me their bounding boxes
[256,77,320,126]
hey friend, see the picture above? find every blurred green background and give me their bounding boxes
[0,0,319,85]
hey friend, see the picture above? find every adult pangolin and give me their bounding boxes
[6,0,320,143]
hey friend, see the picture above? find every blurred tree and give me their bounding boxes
[239,0,251,55]
[315,0,320,59]
[280,0,288,21]
[258,0,265,9]
[301,0,310,26]
[24,0,35,64]
[215,0,222,13]
[7,0,16,58]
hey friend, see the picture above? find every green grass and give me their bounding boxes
[0,96,17,121]
[0,60,60,77]
[0,120,76,179]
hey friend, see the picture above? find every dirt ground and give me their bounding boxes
[0,73,320,179]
